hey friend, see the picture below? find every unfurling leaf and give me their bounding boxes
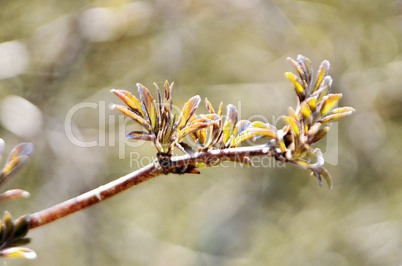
[232,120,251,137]
[246,121,277,140]
[283,116,300,137]
[320,93,342,116]
[222,104,238,146]
[231,120,252,147]
[8,143,34,161]
[0,142,34,188]
[205,98,216,114]
[111,89,144,116]
[1,157,28,181]
[330,106,356,115]
[137,83,158,131]
[300,102,312,119]
[316,76,332,102]
[111,105,152,132]
[177,95,201,130]
[308,126,329,144]
[285,72,305,100]
[178,121,210,140]
[126,131,155,141]
[313,60,330,93]
[180,114,220,141]
[288,55,311,87]
[162,81,173,114]
[320,106,356,123]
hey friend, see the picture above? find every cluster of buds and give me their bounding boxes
[112,55,355,188]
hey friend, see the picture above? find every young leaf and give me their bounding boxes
[178,121,211,141]
[233,120,251,136]
[111,105,152,132]
[137,83,158,131]
[308,127,329,144]
[313,60,330,93]
[111,89,144,116]
[163,81,172,106]
[305,97,317,112]
[0,143,34,187]
[297,54,312,84]
[205,98,216,113]
[6,142,34,164]
[315,76,332,102]
[320,93,342,116]
[330,106,356,115]
[222,104,238,146]
[231,120,252,147]
[300,102,312,119]
[320,112,353,124]
[287,56,306,83]
[177,95,201,130]
[246,121,277,139]
[284,72,304,100]
[126,131,155,141]
[320,106,356,123]
[283,116,300,137]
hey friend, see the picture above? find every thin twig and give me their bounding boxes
[29,145,274,229]
[29,163,161,229]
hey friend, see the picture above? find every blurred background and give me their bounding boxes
[1,0,402,265]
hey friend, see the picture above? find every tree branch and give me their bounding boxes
[28,145,273,229]
[28,162,161,229]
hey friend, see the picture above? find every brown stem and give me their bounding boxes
[29,145,273,229]
[29,162,162,229]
